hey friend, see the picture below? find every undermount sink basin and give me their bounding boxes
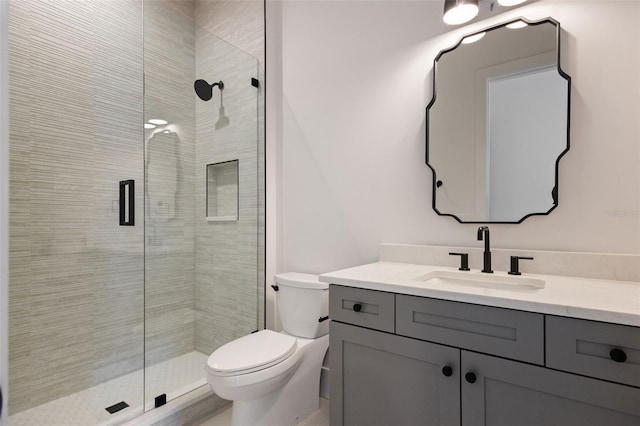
[413,270,545,290]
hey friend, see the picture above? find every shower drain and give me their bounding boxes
[105,401,129,414]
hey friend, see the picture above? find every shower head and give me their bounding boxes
[194,79,224,101]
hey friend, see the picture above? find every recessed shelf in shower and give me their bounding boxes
[206,160,239,222]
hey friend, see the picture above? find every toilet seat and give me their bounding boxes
[207,330,297,377]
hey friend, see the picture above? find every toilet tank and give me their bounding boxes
[275,272,329,338]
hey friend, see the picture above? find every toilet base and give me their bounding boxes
[230,334,329,426]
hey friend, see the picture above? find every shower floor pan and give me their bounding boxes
[9,351,209,426]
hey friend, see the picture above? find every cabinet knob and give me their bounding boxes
[442,366,453,377]
[610,348,627,363]
[465,372,477,384]
[353,303,362,312]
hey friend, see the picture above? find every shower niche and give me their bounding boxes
[206,160,239,222]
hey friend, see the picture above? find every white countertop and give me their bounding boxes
[320,262,640,327]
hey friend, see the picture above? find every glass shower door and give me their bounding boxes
[6,1,145,424]
[143,7,261,409]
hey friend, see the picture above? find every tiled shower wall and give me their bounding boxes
[8,0,145,414]
[145,0,264,364]
[193,29,260,355]
[144,0,264,363]
[195,0,265,64]
[8,0,264,415]
[195,0,265,331]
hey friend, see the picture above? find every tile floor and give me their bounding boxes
[194,397,329,426]
[9,351,209,426]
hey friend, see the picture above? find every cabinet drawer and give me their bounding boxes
[396,295,544,364]
[546,315,640,388]
[329,285,394,333]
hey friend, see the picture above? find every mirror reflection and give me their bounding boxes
[427,18,571,223]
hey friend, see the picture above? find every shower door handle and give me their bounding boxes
[119,180,135,226]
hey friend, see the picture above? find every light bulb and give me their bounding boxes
[443,0,479,26]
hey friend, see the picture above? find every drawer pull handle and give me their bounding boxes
[465,372,477,384]
[353,303,362,312]
[610,348,627,363]
[442,366,453,377]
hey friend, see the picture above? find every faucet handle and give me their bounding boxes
[449,252,470,271]
[509,256,534,275]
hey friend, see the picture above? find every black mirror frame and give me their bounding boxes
[425,17,572,224]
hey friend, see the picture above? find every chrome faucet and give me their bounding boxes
[477,226,493,273]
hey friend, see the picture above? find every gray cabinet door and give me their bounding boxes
[330,321,460,426]
[462,351,640,426]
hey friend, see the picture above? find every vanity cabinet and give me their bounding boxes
[329,285,640,426]
[330,322,460,426]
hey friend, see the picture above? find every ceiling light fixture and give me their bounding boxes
[443,0,479,26]
[144,123,156,129]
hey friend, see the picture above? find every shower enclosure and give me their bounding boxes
[3,0,264,424]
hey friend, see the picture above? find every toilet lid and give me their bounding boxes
[274,272,329,290]
[207,330,297,375]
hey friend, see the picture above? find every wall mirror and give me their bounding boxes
[426,18,571,224]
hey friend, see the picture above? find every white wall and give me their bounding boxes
[266,0,640,322]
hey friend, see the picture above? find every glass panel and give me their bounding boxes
[7,0,145,424]
[194,26,260,352]
[143,4,260,409]
[143,0,199,410]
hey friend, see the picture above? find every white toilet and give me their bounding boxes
[206,272,329,426]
